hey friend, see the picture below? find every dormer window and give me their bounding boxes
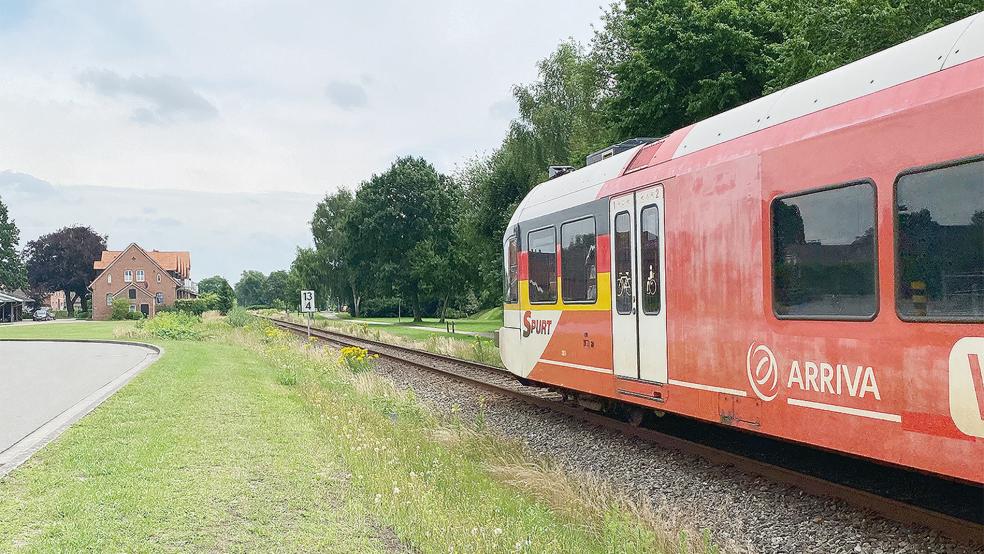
[124,270,133,283]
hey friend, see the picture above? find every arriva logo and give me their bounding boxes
[745,341,881,402]
[746,342,779,401]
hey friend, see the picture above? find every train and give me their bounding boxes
[497,12,984,484]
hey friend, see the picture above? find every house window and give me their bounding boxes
[107,274,112,284]
[124,270,133,283]
[106,293,113,306]
[136,270,145,282]
[896,158,983,321]
[128,289,137,300]
[128,304,136,313]
[772,181,877,319]
[155,292,164,305]
[561,217,597,303]
[527,227,557,304]
[157,273,162,283]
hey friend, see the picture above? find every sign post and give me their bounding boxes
[300,290,316,338]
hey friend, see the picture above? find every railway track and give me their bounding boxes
[266,316,984,547]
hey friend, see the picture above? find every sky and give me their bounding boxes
[0,0,606,281]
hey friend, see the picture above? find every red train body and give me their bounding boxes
[498,14,984,483]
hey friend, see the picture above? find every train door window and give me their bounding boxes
[561,217,597,303]
[527,227,557,304]
[614,212,633,314]
[504,236,519,304]
[639,205,661,314]
[772,181,877,319]
[895,157,983,321]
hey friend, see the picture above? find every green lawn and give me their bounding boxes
[0,319,686,552]
[0,321,122,340]
[313,310,502,344]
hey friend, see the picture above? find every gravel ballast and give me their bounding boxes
[357,351,981,554]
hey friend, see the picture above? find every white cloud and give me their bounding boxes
[79,69,219,124]
[325,81,368,110]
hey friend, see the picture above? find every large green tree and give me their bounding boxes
[24,226,106,314]
[234,270,268,307]
[765,0,984,91]
[311,188,364,316]
[596,0,783,138]
[197,275,235,314]
[346,157,458,321]
[265,270,297,313]
[290,247,332,310]
[0,196,26,290]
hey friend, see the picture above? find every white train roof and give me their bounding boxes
[507,11,983,232]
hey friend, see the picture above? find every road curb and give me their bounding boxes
[0,339,163,479]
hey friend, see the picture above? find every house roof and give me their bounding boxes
[89,243,186,290]
[0,291,23,303]
[95,248,191,277]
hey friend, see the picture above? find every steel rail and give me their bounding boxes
[267,316,984,547]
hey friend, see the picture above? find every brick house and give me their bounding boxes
[89,243,197,320]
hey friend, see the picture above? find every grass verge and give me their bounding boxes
[0,318,717,553]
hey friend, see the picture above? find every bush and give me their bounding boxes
[337,346,378,373]
[110,298,131,320]
[172,293,220,316]
[53,310,69,319]
[246,304,272,310]
[225,306,254,328]
[141,311,206,340]
[75,310,92,320]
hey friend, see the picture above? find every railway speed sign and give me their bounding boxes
[300,290,316,313]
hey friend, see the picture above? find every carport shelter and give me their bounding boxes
[0,291,25,323]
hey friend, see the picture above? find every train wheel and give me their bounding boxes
[628,407,646,427]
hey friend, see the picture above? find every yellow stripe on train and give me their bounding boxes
[513,273,612,312]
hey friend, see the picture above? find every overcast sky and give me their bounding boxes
[0,0,605,280]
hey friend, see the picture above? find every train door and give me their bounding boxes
[610,186,668,383]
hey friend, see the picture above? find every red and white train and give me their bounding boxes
[498,13,984,484]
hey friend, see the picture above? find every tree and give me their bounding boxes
[290,247,332,309]
[24,226,106,315]
[311,188,365,316]
[595,0,783,139]
[198,275,235,314]
[457,41,613,305]
[346,157,458,321]
[265,270,297,313]
[765,0,983,91]
[0,196,27,290]
[234,270,268,307]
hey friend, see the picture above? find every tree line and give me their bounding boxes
[265,0,980,320]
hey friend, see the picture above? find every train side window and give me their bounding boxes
[504,236,519,304]
[561,217,597,303]
[614,212,633,314]
[895,157,983,322]
[527,227,557,304]
[772,181,877,319]
[639,205,661,314]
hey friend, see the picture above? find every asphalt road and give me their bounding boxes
[0,341,154,456]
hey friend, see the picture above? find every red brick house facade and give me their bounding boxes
[89,243,197,320]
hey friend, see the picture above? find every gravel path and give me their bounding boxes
[363,354,981,554]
